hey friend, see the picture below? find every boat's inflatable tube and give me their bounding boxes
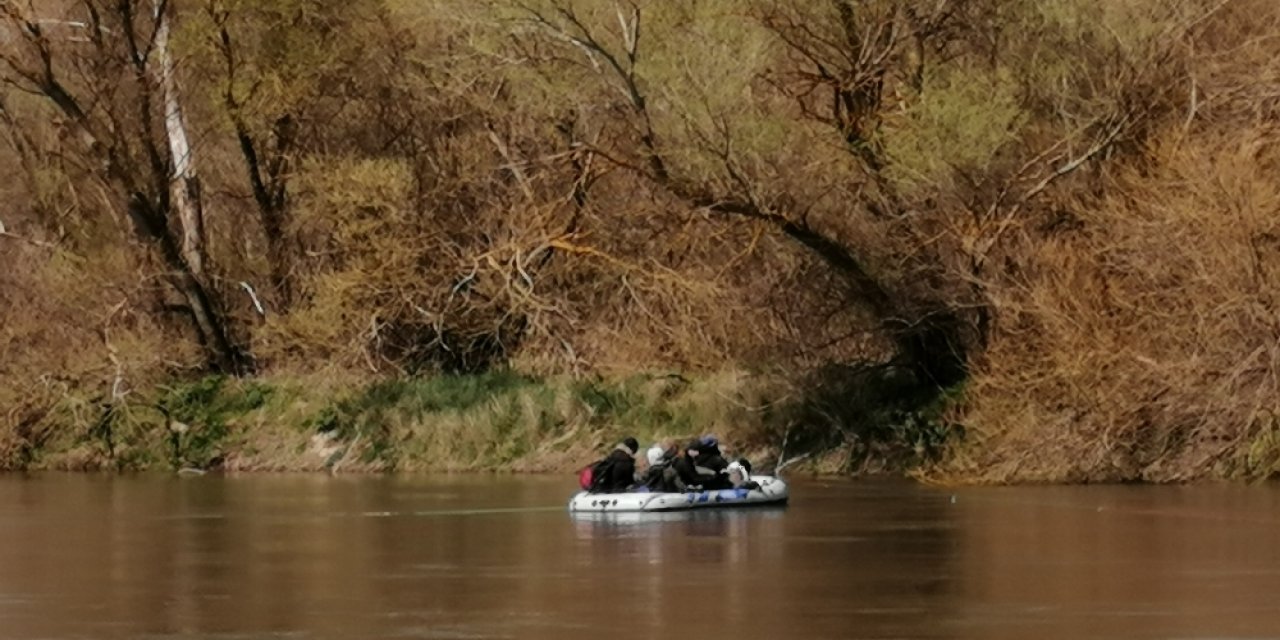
[568,475,789,513]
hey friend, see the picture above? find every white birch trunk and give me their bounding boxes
[154,5,205,277]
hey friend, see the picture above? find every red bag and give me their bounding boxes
[577,465,594,490]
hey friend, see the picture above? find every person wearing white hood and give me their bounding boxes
[727,458,761,491]
[645,444,665,467]
[636,439,677,491]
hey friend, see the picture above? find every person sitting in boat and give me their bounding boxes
[667,439,732,491]
[638,439,678,491]
[727,458,761,491]
[695,435,730,474]
[583,437,639,493]
[664,441,699,492]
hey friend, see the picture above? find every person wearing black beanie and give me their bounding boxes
[585,436,639,493]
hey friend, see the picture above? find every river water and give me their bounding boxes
[1,474,1278,639]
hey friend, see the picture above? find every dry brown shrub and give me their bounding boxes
[14,0,1280,477]
[943,122,1280,482]
[0,227,198,467]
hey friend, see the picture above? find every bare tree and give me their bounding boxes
[0,0,246,373]
[154,2,205,277]
[207,1,294,308]
[516,0,968,385]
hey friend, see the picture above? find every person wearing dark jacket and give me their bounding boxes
[589,437,639,493]
[665,439,730,491]
[695,435,729,475]
[665,443,702,492]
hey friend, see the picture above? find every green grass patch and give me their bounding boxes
[5,368,969,474]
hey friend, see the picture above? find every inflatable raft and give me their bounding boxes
[567,475,789,513]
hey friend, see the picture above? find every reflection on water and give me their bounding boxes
[0,475,1278,639]
[569,507,787,531]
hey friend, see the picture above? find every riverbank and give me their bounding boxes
[6,370,1276,483]
[2,370,899,475]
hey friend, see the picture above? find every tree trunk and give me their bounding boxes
[693,194,969,387]
[230,119,293,309]
[154,7,206,277]
[2,1,248,374]
[260,201,291,307]
[218,14,295,310]
[171,271,239,373]
[127,195,244,373]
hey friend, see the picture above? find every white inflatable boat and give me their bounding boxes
[567,475,789,513]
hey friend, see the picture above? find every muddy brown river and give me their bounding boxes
[1,474,1278,639]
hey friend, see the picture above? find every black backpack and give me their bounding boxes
[586,457,617,493]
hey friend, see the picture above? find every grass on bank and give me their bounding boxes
[4,371,780,472]
[1,367,962,475]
